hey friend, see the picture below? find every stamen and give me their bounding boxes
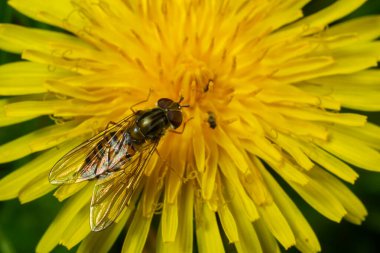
[135,58,147,72]
[131,29,146,48]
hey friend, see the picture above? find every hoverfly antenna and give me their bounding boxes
[177,95,190,108]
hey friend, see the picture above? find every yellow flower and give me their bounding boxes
[1,0,380,252]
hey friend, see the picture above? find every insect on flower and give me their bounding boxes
[207,111,217,129]
[49,97,189,231]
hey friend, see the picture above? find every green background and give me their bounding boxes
[0,0,380,252]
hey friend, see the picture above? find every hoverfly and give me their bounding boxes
[49,97,188,231]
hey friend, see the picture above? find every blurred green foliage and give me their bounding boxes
[0,0,380,252]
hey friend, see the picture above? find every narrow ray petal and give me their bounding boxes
[78,208,131,253]
[157,183,194,253]
[122,203,153,253]
[194,198,224,253]
[37,185,93,253]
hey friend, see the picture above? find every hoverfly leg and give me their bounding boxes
[168,117,194,135]
[106,121,118,129]
[130,88,152,114]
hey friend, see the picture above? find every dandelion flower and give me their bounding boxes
[1,0,380,252]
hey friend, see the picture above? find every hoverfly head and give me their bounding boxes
[157,97,189,129]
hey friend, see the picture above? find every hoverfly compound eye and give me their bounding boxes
[157,98,174,109]
[167,110,183,129]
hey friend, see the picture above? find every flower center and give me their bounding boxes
[172,55,215,105]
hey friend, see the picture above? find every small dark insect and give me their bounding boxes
[207,111,217,129]
[49,97,188,231]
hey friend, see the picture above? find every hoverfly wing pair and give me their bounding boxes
[90,140,158,231]
[49,116,135,184]
[49,114,158,231]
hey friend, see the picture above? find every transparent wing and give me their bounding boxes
[90,140,158,231]
[49,115,136,184]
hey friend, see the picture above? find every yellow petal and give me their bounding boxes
[0,119,96,163]
[240,155,273,206]
[142,164,164,217]
[213,127,248,173]
[241,99,329,140]
[4,100,68,117]
[0,99,36,126]
[317,130,380,172]
[282,120,330,140]
[157,183,194,253]
[0,140,78,200]
[45,80,117,102]
[253,219,281,253]
[324,15,380,45]
[263,40,317,67]
[143,150,159,177]
[161,200,178,242]
[22,50,103,75]
[305,86,380,112]
[54,181,88,202]
[274,133,314,170]
[36,184,93,253]
[122,203,154,253]
[309,167,367,225]
[55,99,127,117]
[277,54,377,83]
[214,173,239,243]
[300,143,358,184]
[218,204,239,243]
[0,61,70,95]
[272,106,366,126]
[285,0,366,33]
[240,135,283,163]
[334,123,380,150]
[194,197,224,253]
[337,94,380,112]
[311,68,380,85]
[218,150,259,221]
[9,0,88,33]
[255,158,321,252]
[201,140,218,200]
[165,134,188,204]
[258,204,296,249]
[270,160,310,186]
[0,24,92,54]
[60,205,90,250]
[5,98,126,118]
[0,114,35,127]
[18,172,55,204]
[290,178,347,222]
[274,56,334,77]
[192,112,205,173]
[79,186,141,253]
[78,207,132,253]
[304,69,380,111]
[331,41,380,59]
[225,178,263,253]
[256,84,329,108]
[263,8,303,31]
[242,99,286,134]
[242,139,281,167]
